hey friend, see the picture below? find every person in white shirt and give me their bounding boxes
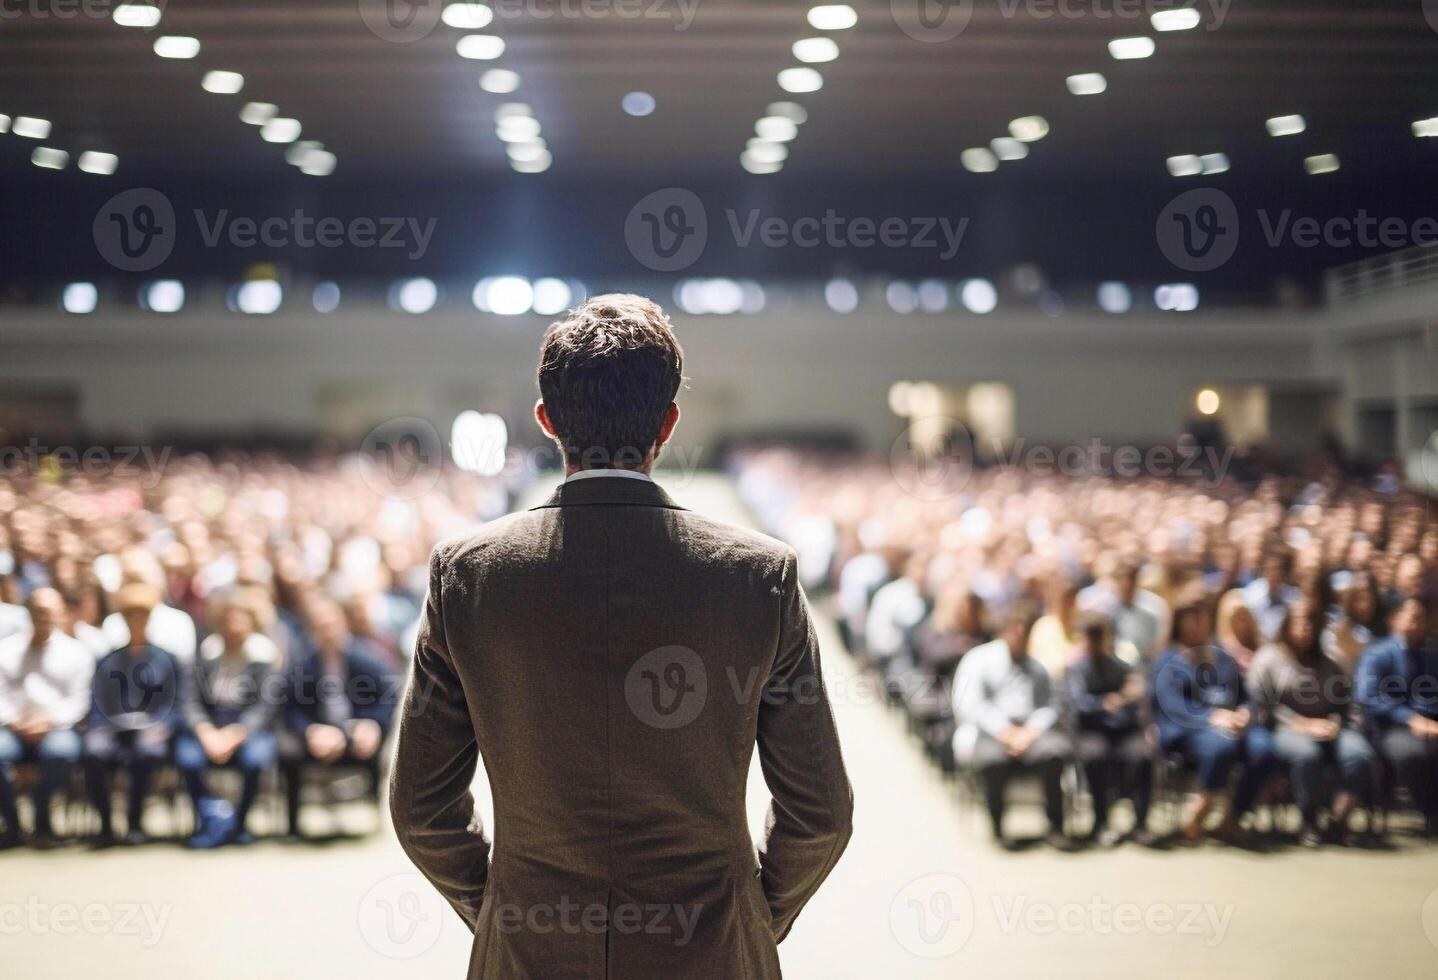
[101,590,197,663]
[953,602,1076,851]
[0,599,30,643]
[0,589,95,846]
[1078,560,1170,663]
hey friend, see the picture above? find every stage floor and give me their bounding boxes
[5,474,1438,978]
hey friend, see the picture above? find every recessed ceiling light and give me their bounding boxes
[511,151,553,173]
[143,280,185,313]
[78,151,119,175]
[202,71,245,94]
[777,67,823,93]
[1265,114,1306,137]
[480,69,520,93]
[960,279,998,314]
[12,116,51,139]
[961,147,998,173]
[154,36,201,59]
[496,115,541,141]
[1304,153,1340,175]
[260,117,302,143]
[285,140,323,165]
[506,139,548,163]
[755,116,799,141]
[494,103,532,121]
[240,102,278,125]
[112,2,161,27]
[1151,8,1200,31]
[1199,152,1229,174]
[234,280,283,315]
[300,152,336,177]
[745,140,789,164]
[1066,72,1107,95]
[391,278,438,314]
[740,152,783,175]
[991,137,1028,161]
[1108,36,1155,59]
[622,91,656,116]
[1008,115,1049,142]
[30,147,68,170]
[63,282,99,314]
[0,115,9,134]
[456,35,505,60]
[793,37,840,63]
[1155,283,1199,311]
[807,4,857,30]
[767,101,808,124]
[441,2,493,28]
[1412,117,1438,138]
[1166,154,1202,176]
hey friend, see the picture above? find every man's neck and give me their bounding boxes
[563,464,653,477]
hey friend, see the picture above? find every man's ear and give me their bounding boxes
[656,402,680,447]
[534,399,558,439]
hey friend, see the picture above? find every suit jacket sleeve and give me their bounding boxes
[757,550,854,944]
[389,546,492,930]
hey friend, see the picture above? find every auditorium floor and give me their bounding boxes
[5,474,1438,978]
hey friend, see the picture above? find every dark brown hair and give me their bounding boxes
[537,294,684,469]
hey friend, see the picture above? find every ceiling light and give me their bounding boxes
[961,147,998,173]
[1196,388,1221,415]
[1066,72,1107,95]
[506,139,548,162]
[1166,154,1202,176]
[917,279,949,312]
[240,102,277,125]
[391,278,438,314]
[1265,114,1306,137]
[778,67,823,93]
[442,2,493,28]
[1199,152,1229,174]
[234,280,283,315]
[202,71,245,95]
[143,280,185,313]
[1412,117,1438,138]
[31,147,68,170]
[0,115,8,133]
[285,141,323,165]
[807,4,857,29]
[112,2,161,27]
[622,91,656,116]
[511,151,552,173]
[12,116,51,139]
[960,279,998,314]
[991,137,1028,161]
[483,276,534,314]
[885,281,918,314]
[767,101,808,124]
[531,278,572,316]
[62,282,98,314]
[497,115,541,141]
[825,278,858,312]
[313,282,341,313]
[1009,115,1049,142]
[260,117,302,143]
[480,69,520,93]
[1151,8,1200,31]
[456,35,505,60]
[78,151,119,175]
[494,102,532,121]
[740,152,783,174]
[793,37,840,63]
[1304,153,1340,175]
[1108,36,1155,59]
[745,140,789,164]
[1097,281,1131,314]
[1155,283,1199,311]
[755,116,799,141]
[299,151,337,176]
[154,36,201,59]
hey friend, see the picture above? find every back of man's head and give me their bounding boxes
[536,294,684,470]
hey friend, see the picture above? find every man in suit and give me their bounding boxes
[390,294,853,979]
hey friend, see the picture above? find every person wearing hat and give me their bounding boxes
[83,582,185,847]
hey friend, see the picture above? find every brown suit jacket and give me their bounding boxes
[390,475,853,979]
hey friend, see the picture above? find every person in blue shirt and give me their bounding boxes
[280,598,398,837]
[1355,596,1438,835]
[1152,596,1276,845]
[83,583,185,847]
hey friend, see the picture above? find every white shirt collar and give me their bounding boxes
[564,469,653,484]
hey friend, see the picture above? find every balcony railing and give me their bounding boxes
[1326,242,1438,304]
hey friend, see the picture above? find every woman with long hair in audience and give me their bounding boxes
[1322,572,1384,674]
[1247,596,1376,846]
[1151,595,1276,845]
[1215,589,1261,674]
[1028,577,1082,680]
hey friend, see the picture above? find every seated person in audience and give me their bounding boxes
[1247,598,1376,847]
[1243,549,1300,642]
[865,553,930,669]
[280,598,397,837]
[1356,596,1438,835]
[836,544,898,655]
[1028,578,1083,680]
[1322,573,1383,675]
[0,588,93,847]
[1152,597,1276,844]
[175,591,282,848]
[100,548,198,663]
[1216,589,1261,674]
[84,583,185,846]
[1079,559,1168,662]
[953,603,1076,851]
[1065,614,1154,847]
